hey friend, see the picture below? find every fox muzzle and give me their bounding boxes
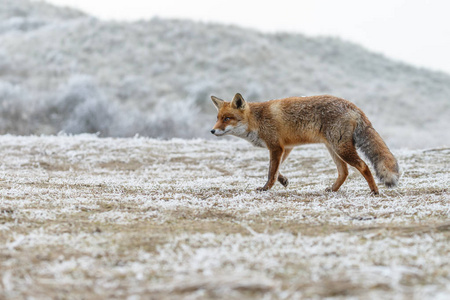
[211,128,228,136]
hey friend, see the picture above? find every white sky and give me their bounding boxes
[44,0,450,74]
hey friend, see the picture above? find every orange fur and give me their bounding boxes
[211,94,400,194]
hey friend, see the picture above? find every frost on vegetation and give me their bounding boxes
[51,75,121,136]
[1,0,450,146]
[0,74,205,137]
[0,81,36,134]
[0,135,449,298]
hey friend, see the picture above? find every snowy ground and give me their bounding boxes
[0,135,449,299]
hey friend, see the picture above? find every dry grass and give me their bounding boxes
[0,135,449,299]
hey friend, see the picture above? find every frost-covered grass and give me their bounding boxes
[0,135,449,299]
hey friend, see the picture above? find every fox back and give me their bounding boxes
[210,93,399,194]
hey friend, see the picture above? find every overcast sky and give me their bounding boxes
[44,0,450,74]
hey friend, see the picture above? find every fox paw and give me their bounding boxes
[256,186,269,192]
[278,176,289,187]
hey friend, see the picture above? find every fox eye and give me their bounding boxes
[224,117,231,122]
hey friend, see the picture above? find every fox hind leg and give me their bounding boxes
[325,146,348,192]
[332,142,379,195]
[278,174,289,187]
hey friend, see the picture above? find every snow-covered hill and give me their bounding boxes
[1,0,449,147]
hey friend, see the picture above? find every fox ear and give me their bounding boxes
[231,93,246,110]
[211,96,225,111]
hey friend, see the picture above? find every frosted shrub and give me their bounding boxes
[48,76,204,138]
[187,80,215,109]
[62,97,119,136]
[144,98,203,139]
[0,81,35,134]
[0,17,47,33]
[55,75,102,114]
[52,76,120,136]
[116,76,152,102]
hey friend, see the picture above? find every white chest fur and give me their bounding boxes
[244,130,267,148]
[227,124,267,148]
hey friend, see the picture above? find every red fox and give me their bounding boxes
[210,93,400,194]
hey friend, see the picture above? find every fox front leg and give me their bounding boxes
[257,147,283,191]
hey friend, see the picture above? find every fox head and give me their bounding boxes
[210,93,249,137]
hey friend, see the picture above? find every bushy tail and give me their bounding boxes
[354,119,400,187]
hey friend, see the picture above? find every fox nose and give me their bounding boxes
[210,129,216,134]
